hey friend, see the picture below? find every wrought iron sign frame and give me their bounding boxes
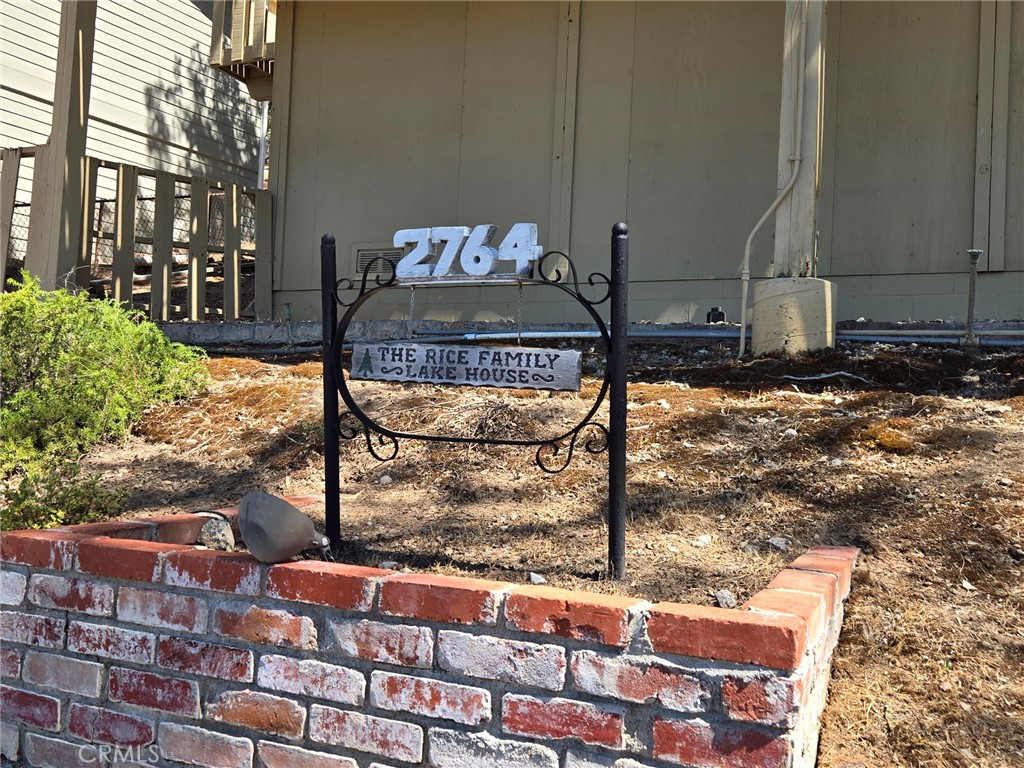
[321,223,629,578]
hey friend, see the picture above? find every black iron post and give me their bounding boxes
[608,222,629,579]
[321,235,341,548]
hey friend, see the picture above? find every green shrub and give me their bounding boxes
[1,464,127,531]
[1,274,208,478]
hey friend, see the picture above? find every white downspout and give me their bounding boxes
[738,0,808,358]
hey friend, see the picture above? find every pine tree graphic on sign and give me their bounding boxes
[357,349,374,376]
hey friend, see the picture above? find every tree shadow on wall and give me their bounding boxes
[143,40,259,184]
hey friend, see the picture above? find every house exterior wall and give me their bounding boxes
[272,1,1022,324]
[0,0,261,204]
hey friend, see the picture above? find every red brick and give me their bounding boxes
[165,550,262,594]
[0,647,20,678]
[325,617,432,668]
[652,718,791,767]
[27,573,114,615]
[117,586,208,632]
[767,568,839,618]
[647,603,806,671]
[267,560,385,612]
[23,733,102,768]
[109,667,200,717]
[505,586,642,647]
[0,530,87,569]
[0,685,60,730]
[789,549,858,599]
[206,689,306,738]
[57,520,153,539]
[0,569,27,604]
[23,651,103,697]
[745,588,826,645]
[807,544,860,565]
[570,650,710,712]
[69,702,154,745]
[214,604,317,649]
[141,514,211,544]
[370,671,490,725]
[158,722,252,768]
[502,694,623,747]
[721,674,803,727]
[158,636,253,682]
[257,741,358,768]
[68,621,155,663]
[258,653,364,706]
[379,573,508,626]
[308,704,423,763]
[0,611,65,648]
[437,630,566,690]
[77,538,189,582]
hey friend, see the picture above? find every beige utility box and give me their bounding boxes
[752,277,837,356]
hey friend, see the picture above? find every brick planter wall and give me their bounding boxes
[0,516,857,768]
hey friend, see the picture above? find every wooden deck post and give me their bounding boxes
[0,148,23,284]
[188,178,210,321]
[151,172,176,321]
[112,164,138,307]
[223,183,242,320]
[24,0,97,290]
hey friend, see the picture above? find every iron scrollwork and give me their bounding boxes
[327,252,613,475]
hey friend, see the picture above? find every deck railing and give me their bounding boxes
[210,0,275,98]
[1,150,272,323]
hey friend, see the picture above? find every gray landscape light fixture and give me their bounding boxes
[238,490,331,563]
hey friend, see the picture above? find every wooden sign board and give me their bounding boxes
[351,343,582,392]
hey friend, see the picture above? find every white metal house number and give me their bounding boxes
[393,223,542,278]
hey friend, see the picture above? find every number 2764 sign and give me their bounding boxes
[393,223,541,279]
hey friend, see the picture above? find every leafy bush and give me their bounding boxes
[1,273,207,488]
[1,464,127,531]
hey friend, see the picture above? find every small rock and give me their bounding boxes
[714,589,737,609]
[692,534,713,548]
[666,544,679,553]
[740,542,758,554]
[768,536,791,552]
[528,572,547,584]
[199,518,235,551]
[379,475,394,486]
[379,561,399,570]
[996,477,1014,487]
[783,428,798,438]
[830,458,844,468]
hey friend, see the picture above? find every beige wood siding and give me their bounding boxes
[278,1,559,300]
[89,0,261,186]
[1007,1,1023,274]
[570,1,783,284]
[0,0,261,197]
[274,0,1021,323]
[819,1,981,277]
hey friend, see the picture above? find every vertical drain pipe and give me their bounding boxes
[965,249,983,347]
[738,0,808,358]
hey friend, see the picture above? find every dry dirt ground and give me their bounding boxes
[83,339,1024,768]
